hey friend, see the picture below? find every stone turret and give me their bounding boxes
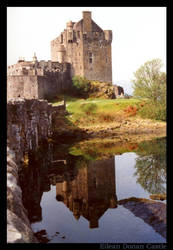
[57,45,66,63]
[32,52,37,63]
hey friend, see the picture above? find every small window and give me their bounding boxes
[93,177,97,189]
[89,52,93,64]
[61,34,63,43]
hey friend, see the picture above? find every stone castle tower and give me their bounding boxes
[51,11,112,83]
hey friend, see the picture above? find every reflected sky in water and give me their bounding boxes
[29,146,166,243]
[32,185,165,243]
[116,152,153,200]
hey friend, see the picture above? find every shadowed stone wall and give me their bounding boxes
[7,99,53,166]
[7,99,54,243]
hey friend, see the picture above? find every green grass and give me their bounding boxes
[65,97,143,126]
[51,95,165,128]
[67,98,142,113]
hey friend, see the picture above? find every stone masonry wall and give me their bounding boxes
[7,76,39,100]
[37,68,72,99]
[7,99,53,243]
[7,99,53,166]
[83,37,112,83]
[7,63,72,101]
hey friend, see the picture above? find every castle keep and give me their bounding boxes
[7,11,113,100]
[51,11,112,83]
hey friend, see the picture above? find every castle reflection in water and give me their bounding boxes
[20,155,117,229]
[56,157,117,228]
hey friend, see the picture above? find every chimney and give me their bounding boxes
[83,11,92,33]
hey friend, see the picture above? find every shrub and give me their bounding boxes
[72,76,91,97]
[80,103,98,115]
[123,105,138,117]
[138,101,166,121]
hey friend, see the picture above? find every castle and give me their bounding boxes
[51,11,112,83]
[7,11,113,100]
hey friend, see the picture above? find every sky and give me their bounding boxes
[7,7,166,94]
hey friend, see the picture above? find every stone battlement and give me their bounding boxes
[7,59,69,76]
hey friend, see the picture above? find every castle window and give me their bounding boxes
[93,177,97,189]
[89,52,93,64]
[77,31,80,38]
[61,34,63,43]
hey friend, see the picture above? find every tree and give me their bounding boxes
[132,59,166,104]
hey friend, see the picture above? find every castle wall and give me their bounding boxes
[51,31,84,77]
[83,37,112,83]
[37,66,72,99]
[7,63,72,100]
[65,39,84,77]
[7,76,39,100]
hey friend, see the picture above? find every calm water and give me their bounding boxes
[19,137,166,243]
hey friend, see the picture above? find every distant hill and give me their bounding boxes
[114,80,134,96]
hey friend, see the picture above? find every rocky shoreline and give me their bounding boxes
[118,197,166,239]
[53,116,166,144]
[7,146,38,243]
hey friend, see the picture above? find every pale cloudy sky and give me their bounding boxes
[7,7,166,89]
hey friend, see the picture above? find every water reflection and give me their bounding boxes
[134,138,166,194]
[19,137,166,242]
[56,157,117,228]
[19,148,79,223]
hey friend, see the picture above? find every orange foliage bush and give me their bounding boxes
[123,105,138,117]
